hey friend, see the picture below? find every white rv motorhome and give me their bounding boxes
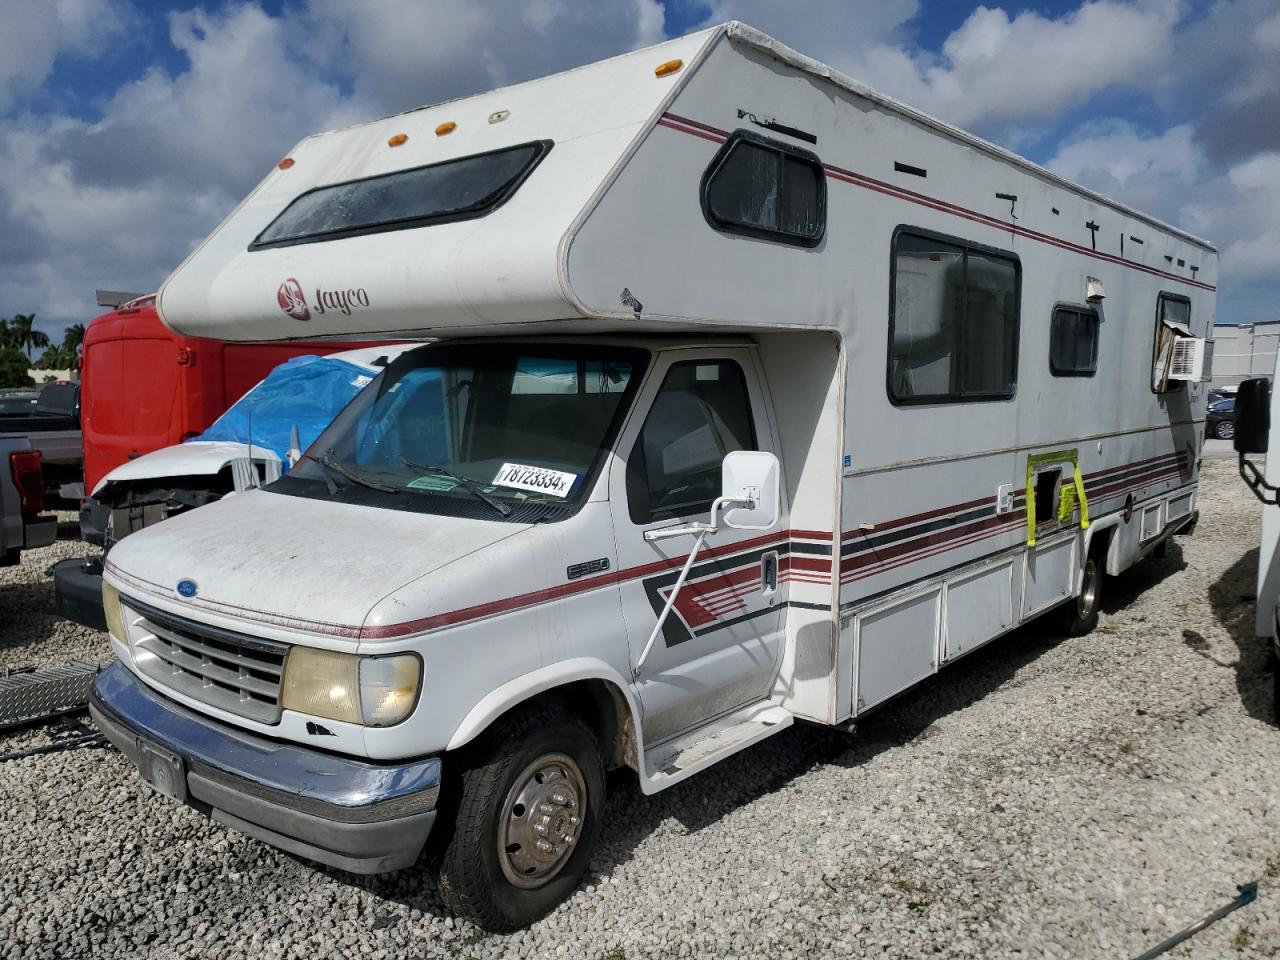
[89,23,1216,929]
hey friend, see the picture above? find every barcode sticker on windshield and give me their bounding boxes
[493,463,576,498]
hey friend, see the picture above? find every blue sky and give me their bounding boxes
[1,0,1276,342]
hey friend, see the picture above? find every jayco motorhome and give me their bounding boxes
[89,22,1216,930]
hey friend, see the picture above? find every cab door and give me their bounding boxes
[609,347,788,746]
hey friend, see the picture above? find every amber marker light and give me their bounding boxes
[435,121,457,136]
[654,58,683,77]
[276,157,295,169]
[387,133,409,147]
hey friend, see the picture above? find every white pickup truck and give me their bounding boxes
[1231,369,1280,720]
[0,437,57,567]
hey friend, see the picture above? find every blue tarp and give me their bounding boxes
[195,355,376,467]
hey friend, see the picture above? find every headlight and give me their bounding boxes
[281,648,421,727]
[102,582,128,643]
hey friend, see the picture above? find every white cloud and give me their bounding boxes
[303,0,667,115]
[683,0,919,72]
[849,1,1182,133]
[0,0,128,111]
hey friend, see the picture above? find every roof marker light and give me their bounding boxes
[387,133,409,147]
[488,110,510,124]
[435,121,456,136]
[655,59,683,77]
[277,157,295,169]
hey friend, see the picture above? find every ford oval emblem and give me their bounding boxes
[176,579,199,599]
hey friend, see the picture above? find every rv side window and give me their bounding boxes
[251,140,553,249]
[888,230,1020,403]
[1151,293,1191,393]
[627,360,757,525]
[701,132,825,247]
[1049,305,1100,377]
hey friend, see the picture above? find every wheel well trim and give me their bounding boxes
[445,658,642,753]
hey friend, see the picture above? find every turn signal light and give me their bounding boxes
[277,157,295,169]
[655,59,683,77]
[435,121,456,136]
[387,133,409,147]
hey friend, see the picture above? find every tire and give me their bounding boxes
[1060,552,1102,636]
[436,705,605,931]
[1215,419,1235,440]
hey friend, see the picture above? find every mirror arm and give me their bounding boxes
[634,494,755,676]
[1239,453,1280,506]
[633,528,709,678]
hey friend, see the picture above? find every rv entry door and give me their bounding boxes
[609,348,787,745]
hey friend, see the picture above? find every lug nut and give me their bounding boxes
[536,839,555,854]
[551,792,569,805]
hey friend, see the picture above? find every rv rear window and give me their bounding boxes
[1049,305,1100,377]
[888,229,1021,404]
[250,140,552,249]
[701,131,825,247]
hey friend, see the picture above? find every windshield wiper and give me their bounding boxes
[321,449,400,494]
[400,456,512,517]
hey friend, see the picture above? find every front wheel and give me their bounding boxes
[436,705,605,931]
[1215,419,1236,440]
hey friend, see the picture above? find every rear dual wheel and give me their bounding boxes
[1059,552,1102,636]
[436,705,604,932]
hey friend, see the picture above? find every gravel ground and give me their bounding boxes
[3,462,1280,959]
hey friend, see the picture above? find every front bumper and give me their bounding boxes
[89,661,441,875]
[25,515,56,550]
[53,555,107,631]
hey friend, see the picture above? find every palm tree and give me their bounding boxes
[0,319,15,352]
[61,323,86,353]
[9,314,50,360]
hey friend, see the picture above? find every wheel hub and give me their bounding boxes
[498,753,586,888]
[1078,559,1098,618]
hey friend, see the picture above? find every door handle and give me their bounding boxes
[761,551,778,594]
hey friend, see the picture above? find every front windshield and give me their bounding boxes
[284,344,645,521]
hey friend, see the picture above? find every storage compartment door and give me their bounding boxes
[852,588,941,714]
[1022,534,1076,618]
[944,558,1017,661]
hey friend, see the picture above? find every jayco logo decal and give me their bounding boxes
[276,278,371,321]
[277,278,310,321]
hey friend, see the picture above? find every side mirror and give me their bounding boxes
[1234,378,1271,455]
[719,450,780,530]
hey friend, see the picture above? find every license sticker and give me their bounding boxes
[493,463,576,498]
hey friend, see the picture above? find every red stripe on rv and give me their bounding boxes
[658,113,1215,292]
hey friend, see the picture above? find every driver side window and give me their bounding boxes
[627,359,757,524]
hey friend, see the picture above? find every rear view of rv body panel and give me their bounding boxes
[155,30,719,342]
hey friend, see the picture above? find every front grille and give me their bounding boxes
[124,596,288,725]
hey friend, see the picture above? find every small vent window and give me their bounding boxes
[701,131,825,247]
[252,140,552,250]
[1049,305,1100,377]
[1152,293,1193,392]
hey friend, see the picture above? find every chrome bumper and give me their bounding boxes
[90,661,440,874]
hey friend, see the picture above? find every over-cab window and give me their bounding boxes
[701,131,825,247]
[627,360,757,525]
[251,140,553,250]
[1050,304,1100,377]
[888,229,1020,403]
[1152,293,1191,392]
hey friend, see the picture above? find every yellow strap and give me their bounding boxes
[1025,449,1090,546]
